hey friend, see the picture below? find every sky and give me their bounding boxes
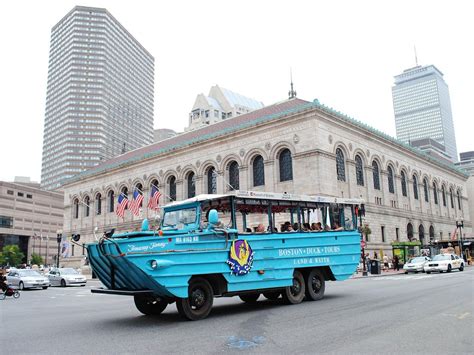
[1,0,473,183]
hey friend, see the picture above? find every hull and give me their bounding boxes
[87,230,360,298]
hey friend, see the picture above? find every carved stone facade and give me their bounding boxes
[62,99,470,257]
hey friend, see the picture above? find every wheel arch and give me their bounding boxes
[189,274,228,296]
[297,266,336,281]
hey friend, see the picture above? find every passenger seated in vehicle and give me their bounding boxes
[311,222,322,231]
[293,223,299,231]
[332,222,344,231]
[255,224,266,233]
[281,221,291,232]
[302,223,311,231]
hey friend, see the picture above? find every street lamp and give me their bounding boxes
[456,220,465,261]
[56,230,62,268]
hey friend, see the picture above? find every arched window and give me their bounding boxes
[187,172,195,198]
[450,188,454,208]
[206,167,217,194]
[419,225,425,245]
[387,166,394,193]
[84,196,90,217]
[95,193,102,215]
[336,148,345,181]
[168,176,176,201]
[423,178,429,202]
[108,190,114,213]
[372,161,380,190]
[413,175,419,200]
[228,161,239,190]
[407,223,413,241]
[457,190,462,210]
[252,155,265,187]
[355,155,364,186]
[279,149,293,182]
[73,198,79,219]
[400,171,407,197]
[433,183,438,205]
[429,225,435,242]
[441,186,447,206]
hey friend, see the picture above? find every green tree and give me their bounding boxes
[31,253,43,266]
[0,245,25,266]
[361,224,372,242]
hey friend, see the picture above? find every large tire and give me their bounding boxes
[176,277,214,321]
[305,269,325,301]
[42,286,48,290]
[239,293,260,303]
[134,295,168,315]
[282,271,305,305]
[263,291,281,300]
[19,282,24,290]
[426,271,431,274]
[447,264,452,273]
[61,279,66,287]
[0,292,5,300]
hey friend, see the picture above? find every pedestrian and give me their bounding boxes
[393,255,400,271]
[383,254,389,272]
[366,253,371,274]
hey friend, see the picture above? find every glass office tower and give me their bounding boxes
[41,6,154,190]
[392,65,458,162]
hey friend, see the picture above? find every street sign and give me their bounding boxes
[361,240,366,248]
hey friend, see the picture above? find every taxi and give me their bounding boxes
[424,254,465,274]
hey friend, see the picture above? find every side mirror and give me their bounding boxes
[104,229,115,238]
[208,209,219,227]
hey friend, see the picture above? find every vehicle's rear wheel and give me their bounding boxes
[459,264,464,271]
[239,293,260,303]
[176,277,213,321]
[426,271,431,274]
[0,293,5,300]
[447,264,452,273]
[42,286,48,290]
[263,291,281,300]
[404,271,408,274]
[19,282,24,290]
[13,291,20,299]
[282,271,305,304]
[305,269,325,301]
[134,295,168,315]
[61,279,66,287]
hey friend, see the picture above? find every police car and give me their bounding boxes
[423,254,465,274]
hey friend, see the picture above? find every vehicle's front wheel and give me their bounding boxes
[134,295,168,315]
[13,291,20,299]
[305,269,325,301]
[282,271,305,304]
[42,286,48,290]
[19,282,24,290]
[176,277,213,321]
[447,264,452,273]
[426,271,431,274]
[239,293,260,303]
[459,264,464,272]
[61,279,66,287]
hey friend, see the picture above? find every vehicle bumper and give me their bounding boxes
[404,266,424,272]
[65,279,87,286]
[24,281,50,288]
[424,265,447,272]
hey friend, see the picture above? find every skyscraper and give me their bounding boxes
[41,6,154,190]
[392,65,458,162]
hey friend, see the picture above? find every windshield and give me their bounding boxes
[163,207,197,229]
[432,255,450,261]
[409,257,426,263]
[60,268,79,275]
[19,270,41,277]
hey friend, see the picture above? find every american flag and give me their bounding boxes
[147,185,162,211]
[116,194,128,218]
[129,189,144,216]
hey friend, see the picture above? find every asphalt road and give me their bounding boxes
[1,269,473,354]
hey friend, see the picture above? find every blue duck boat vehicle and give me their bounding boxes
[87,190,364,320]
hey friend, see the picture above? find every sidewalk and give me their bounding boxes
[351,268,406,279]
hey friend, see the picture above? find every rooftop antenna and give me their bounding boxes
[288,68,297,99]
[414,45,419,66]
[121,142,126,154]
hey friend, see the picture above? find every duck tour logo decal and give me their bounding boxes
[226,240,254,275]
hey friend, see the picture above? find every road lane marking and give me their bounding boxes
[458,312,470,319]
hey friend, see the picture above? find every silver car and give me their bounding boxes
[46,268,87,287]
[403,256,431,273]
[6,269,50,290]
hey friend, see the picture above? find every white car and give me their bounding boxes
[403,256,431,273]
[6,269,50,290]
[424,254,465,274]
[46,268,87,287]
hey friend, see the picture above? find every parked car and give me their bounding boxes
[424,254,465,274]
[6,269,49,290]
[403,256,431,273]
[46,268,87,287]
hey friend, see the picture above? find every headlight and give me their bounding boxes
[150,260,158,269]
